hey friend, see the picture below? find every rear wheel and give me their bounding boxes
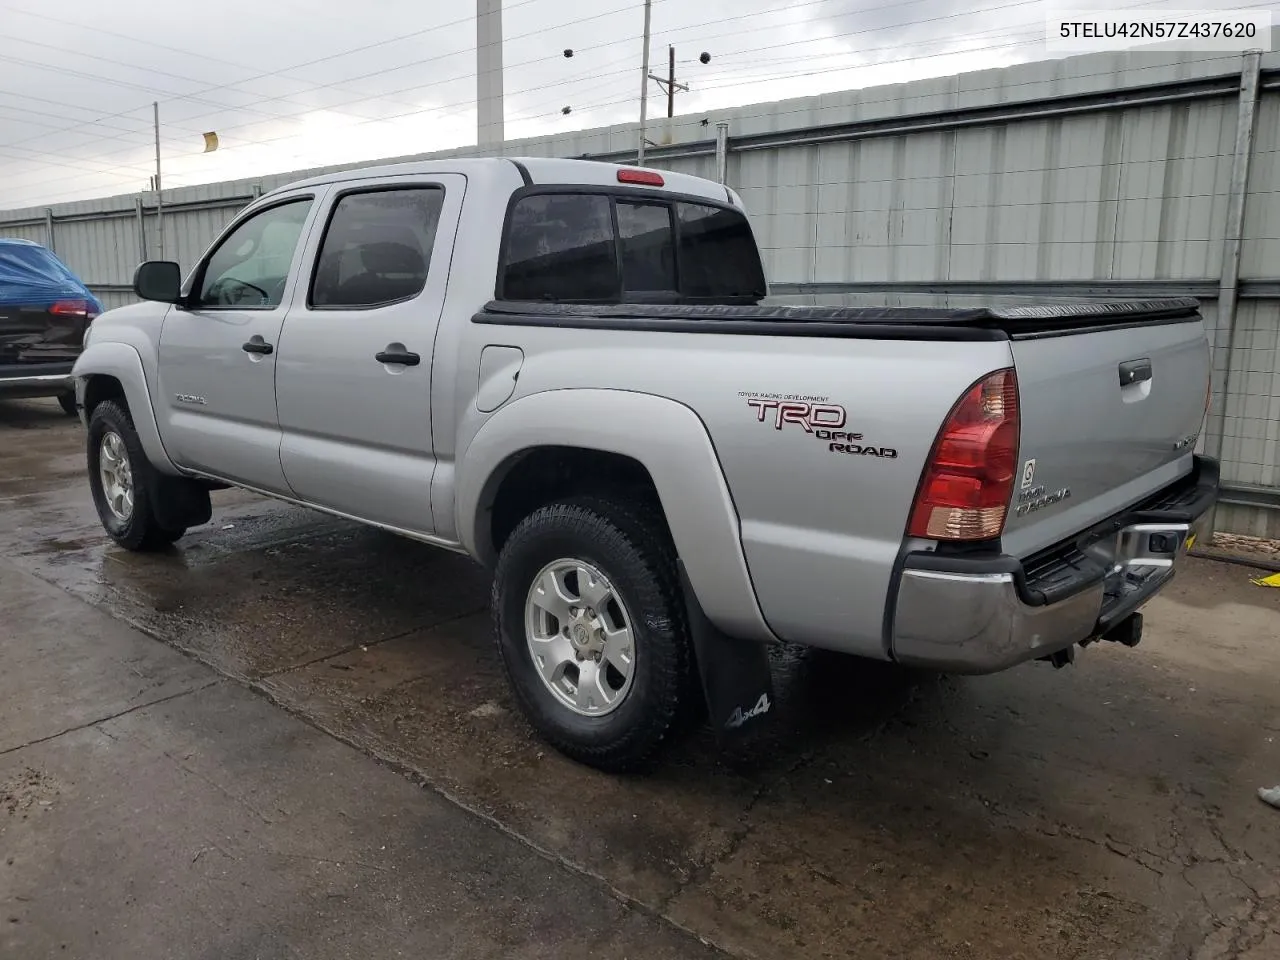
[57,392,77,417]
[87,401,185,550]
[492,496,694,773]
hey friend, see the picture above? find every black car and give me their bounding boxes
[0,239,103,415]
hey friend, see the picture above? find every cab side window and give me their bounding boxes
[675,202,766,300]
[197,198,312,308]
[310,187,445,309]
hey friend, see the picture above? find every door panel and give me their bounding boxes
[156,193,320,491]
[276,176,465,534]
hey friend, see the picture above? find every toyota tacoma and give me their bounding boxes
[71,157,1219,771]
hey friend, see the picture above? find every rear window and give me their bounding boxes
[498,190,764,304]
[617,200,676,294]
[500,194,618,302]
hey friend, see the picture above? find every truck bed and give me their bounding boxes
[476,293,1211,649]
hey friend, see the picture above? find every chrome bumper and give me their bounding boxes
[890,458,1217,675]
[0,371,73,392]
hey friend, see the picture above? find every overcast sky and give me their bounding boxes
[0,0,1264,209]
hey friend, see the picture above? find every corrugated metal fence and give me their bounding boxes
[3,38,1280,536]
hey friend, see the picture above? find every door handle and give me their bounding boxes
[375,349,420,366]
[242,339,274,355]
[1119,359,1152,386]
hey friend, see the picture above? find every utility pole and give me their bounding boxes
[647,46,701,120]
[153,101,163,261]
[667,46,676,118]
[637,0,651,164]
[476,0,504,147]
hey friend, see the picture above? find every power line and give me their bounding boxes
[199,0,1085,144]
[0,0,565,155]
[0,91,155,140]
[525,0,1270,116]
[0,27,1209,206]
[0,2,267,73]
[0,1,641,188]
[5,0,932,159]
[0,0,973,180]
[130,1,656,149]
[499,19,1262,137]
[0,0,1262,206]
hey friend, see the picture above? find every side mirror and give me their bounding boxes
[133,260,183,304]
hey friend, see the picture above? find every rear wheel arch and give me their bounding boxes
[457,389,775,644]
[482,446,667,565]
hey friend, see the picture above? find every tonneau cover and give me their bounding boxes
[480,297,1202,336]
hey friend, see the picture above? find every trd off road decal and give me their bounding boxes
[739,392,898,459]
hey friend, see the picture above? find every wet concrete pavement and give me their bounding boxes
[0,564,720,960]
[2,397,1279,959]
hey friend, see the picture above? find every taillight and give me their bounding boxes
[49,299,91,318]
[907,368,1020,542]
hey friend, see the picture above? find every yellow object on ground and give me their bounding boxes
[1249,572,1280,587]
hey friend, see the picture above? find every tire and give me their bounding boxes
[492,495,694,773]
[87,400,186,551]
[57,392,78,417]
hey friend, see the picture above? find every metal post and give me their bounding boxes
[134,195,146,261]
[715,122,730,185]
[637,0,652,164]
[1204,49,1262,535]
[667,46,676,119]
[476,0,504,147]
[43,208,54,252]
[153,101,164,261]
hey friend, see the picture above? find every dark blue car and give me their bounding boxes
[0,238,103,415]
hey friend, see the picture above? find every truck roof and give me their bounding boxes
[267,156,733,205]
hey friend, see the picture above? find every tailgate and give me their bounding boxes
[1000,313,1210,559]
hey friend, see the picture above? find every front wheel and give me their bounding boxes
[492,496,694,773]
[87,400,185,551]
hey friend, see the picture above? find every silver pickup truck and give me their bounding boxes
[72,157,1219,771]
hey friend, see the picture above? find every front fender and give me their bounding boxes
[73,341,179,476]
[456,388,776,644]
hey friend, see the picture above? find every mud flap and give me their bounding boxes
[678,560,775,745]
[148,474,212,531]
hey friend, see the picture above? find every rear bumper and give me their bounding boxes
[0,362,74,397]
[890,455,1219,674]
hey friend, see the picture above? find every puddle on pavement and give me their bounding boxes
[17,504,491,681]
